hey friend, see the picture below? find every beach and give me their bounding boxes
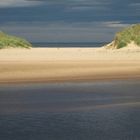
[0,47,140,84]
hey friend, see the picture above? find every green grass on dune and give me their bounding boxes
[0,31,32,49]
[114,24,140,49]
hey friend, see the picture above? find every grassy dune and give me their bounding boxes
[0,31,32,49]
[106,24,140,49]
[115,24,140,48]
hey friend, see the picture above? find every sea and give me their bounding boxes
[32,42,107,48]
[0,80,140,140]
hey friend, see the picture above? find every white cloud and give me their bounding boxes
[66,6,93,11]
[102,21,130,28]
[0,0,43,8]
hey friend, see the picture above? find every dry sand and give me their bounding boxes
[0,47,140,84]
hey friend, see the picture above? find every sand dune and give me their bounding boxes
[0,47,140,84]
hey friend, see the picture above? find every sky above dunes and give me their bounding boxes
[0,0,140,42]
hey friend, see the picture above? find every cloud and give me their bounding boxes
[128,2,140,13]
[66,6,93,11]
[102,21,130,28]
[45,0,110,5]
[47,0,111,9]
[0,21,127,42]
[0,0,138,42]
[129,3,140,7]
[0,0,43,8]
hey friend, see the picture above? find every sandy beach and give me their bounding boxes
[0,47,140,84]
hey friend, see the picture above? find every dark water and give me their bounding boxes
[32,42,107,48]
[0,81,140,140]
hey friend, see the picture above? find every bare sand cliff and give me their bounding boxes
[0,47,140,84]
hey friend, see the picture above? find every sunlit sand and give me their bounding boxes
[0,47,140,84]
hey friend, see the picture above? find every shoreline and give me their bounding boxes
[0,47,140,84]
[0,75,140,85]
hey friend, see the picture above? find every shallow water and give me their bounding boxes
[0,81,140,140]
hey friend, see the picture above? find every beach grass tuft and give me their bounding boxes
[114,24,140,49]
[0,31,32,49]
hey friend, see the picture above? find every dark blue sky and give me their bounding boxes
[0,0,140,42]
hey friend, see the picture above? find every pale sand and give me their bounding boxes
[0,47,140,84]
